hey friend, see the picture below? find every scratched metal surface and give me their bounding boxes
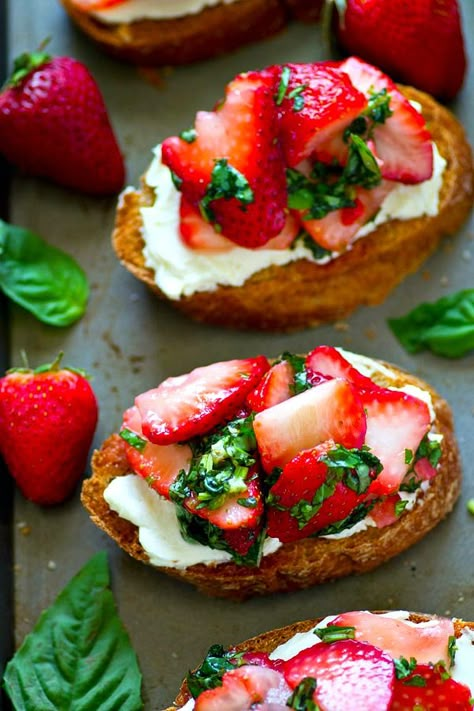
[5,1,474,708]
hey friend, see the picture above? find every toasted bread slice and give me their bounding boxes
[165,612,474,710]
[112,86,473,331]
[81,358,461,601]
[59,0,322,66]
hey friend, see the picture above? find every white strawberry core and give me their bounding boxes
[90,0,238,22]
[138,142,446,299]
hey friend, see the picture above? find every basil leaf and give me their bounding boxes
[3,552,143,711]
[388,289,474,358]
[0,220,89,327]
[187,645,243,698]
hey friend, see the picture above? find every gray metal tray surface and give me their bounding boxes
[3,1,474,708]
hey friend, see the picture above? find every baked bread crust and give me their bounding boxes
[81,359,461,600]
[59,0,321,65]
[165,613,474,710]
[112,86,473,331]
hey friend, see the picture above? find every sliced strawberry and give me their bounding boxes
[274,63,367,168]
[247,361,294,413]
[68,0,125,8]
[254,379,367,473]
[369,495,401,528]
[305,345,378,391]
[338,57,433,184]
[120,407,192,498]
[391,664,472,710]
[241,652,283,671]
[301,180,394,252]
[414,457,438,481]
[266,441,374,542]
[332,611,454,667]
[361,389,431,495]
[195,665,291,711]
[162,72,287,248]
[257,211,300,250]
[136,357,269,445]
[283,640,395,710]
[184,469,263,531]
[179,195,233,251]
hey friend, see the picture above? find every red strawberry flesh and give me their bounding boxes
[137,356,269,445]
[391,663,473,710]
[305,345,378,391]
[246,360,294,413]
[362,388,431,495]
[283,639,395,710]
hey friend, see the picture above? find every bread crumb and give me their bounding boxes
[334,321,349,332]
[445,610,451,615]
[47,560,57,571]
[364,327,377,340]
[458,594,465,603]
[421,270,431,281]
[17,521,31,536]
[440,275,449,287]
[462,249,471,261]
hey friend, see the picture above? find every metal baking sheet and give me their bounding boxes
[3,1,474,708]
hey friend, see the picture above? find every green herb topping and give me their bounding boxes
[275,352,312,395]
[394,656,418,680]
[287,677,320,710]
[448,635,458,667]
[344,88,393,142]
[403,674,427,687]
[275,66,291,105]
[314,625,356,643]
[291,230,332,260]
[187,645,242,698]
[120,428,147,452]
[268,445,382,530]
[200,159,254,222]
[179,128,197,143]
[395,499,408,517]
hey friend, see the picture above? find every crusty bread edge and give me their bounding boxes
[59,0,319,65]
[165,613,474,710]
[81,359,461,600]
[111,86,473,331]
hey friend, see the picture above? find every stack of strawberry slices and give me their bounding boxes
[179,611,473,710]
[161,57,434,254]
[118,346,440,564]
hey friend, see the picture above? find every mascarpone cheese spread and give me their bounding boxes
[139,143,446,300]
[91,0,237,22]
[103,350,438,567]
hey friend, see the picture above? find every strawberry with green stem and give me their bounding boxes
[0,353,98,505]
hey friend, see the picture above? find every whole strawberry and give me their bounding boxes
[329,0,467,101]
[0,354,98,505]
[0,49,125,194]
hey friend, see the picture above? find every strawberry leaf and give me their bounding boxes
[3,552,143,710]
[388,289,474,358]
[0,220,89,326]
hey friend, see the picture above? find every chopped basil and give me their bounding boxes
[448,635,457,667]
[270,445,382,530]
[395,499,409,517]
[403,674,427,687]
[275,351,312,395]
[120,428,147,451]
[394,656,417,680]
[345,88,392,141]
[186,645,242,698]
[415,435,442,468]
[344,134,381,189]
[288,84,308,112]
[291,230,332,260]
[200,159,254,222]
[467,499,474,516]
[287,677,320,710]
[405,449,414,465]
[179,128,197,143]
[314,625,355,643]
[170,415,257,511]
[388,289,474,358]
[275,65,291,105]
[399,476,422,493]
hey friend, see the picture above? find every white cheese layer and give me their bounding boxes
[139,144,446,299]
[103,350,437,566]
[91,0,237,22]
